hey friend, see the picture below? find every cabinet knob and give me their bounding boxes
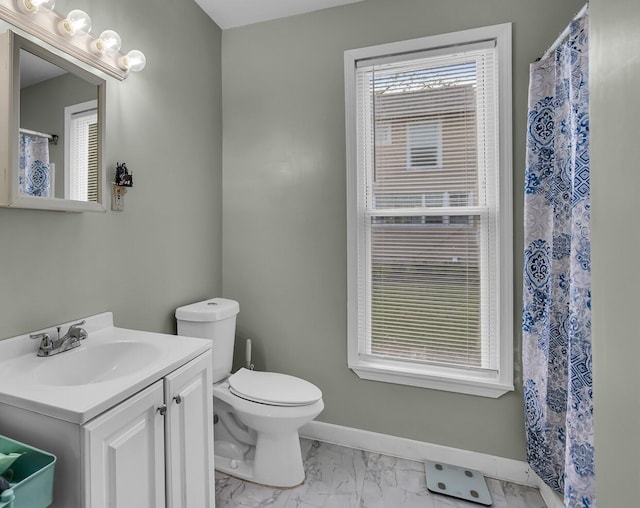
[173,395,182,405]
[157,404,167,416]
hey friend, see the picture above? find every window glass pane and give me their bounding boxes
[407,123,441,170]
[370,217,482,367]
[370,60,481,210]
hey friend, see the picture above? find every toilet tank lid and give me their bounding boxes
[175,298,239,322]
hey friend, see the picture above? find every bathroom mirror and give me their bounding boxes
[0,28,106,212]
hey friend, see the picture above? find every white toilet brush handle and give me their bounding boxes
[245,339,254,370]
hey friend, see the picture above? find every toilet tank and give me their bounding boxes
[175,298,240,383]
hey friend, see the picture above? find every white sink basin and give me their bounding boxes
[35,341,163,386]
[0,312,211,424]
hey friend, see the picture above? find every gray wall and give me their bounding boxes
[221,0,583,460]
[0,0,222,339]
[590,0,640,504]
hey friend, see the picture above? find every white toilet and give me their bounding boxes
[175,297,324,488]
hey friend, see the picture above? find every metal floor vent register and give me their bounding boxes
[425,460,492,506]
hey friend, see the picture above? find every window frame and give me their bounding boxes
[344,23,514,398]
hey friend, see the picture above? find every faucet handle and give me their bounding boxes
[30,332,53,352]
[67,320,88,341]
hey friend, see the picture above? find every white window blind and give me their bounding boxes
[68,106,98,202]
[87,122,98,202]
[346,24,513,396]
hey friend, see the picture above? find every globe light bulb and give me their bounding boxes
[119,49,146,72]
[91,30,121,55]
[16,0,55,14]
[58,9,92,37]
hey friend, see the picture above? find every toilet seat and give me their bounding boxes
[228,368,322,407]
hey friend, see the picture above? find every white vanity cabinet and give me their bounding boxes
[82,351,214,508]
[0,313,215,507]
[164,352,215,508]
[82,380,166,507]
[0,347,214,508]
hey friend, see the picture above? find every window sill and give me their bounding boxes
[349,358,514,398]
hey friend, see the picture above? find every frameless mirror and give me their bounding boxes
[0,27,106,212]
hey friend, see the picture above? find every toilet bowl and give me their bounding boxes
[175,298,324,488]
[213,368,323,487]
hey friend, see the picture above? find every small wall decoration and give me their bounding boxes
[112,162,133,211]
[115,162,133,187]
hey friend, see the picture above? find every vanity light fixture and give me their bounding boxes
[118,49,146,72]
[16,0,55,15]
[91,29,121,55]
[57,9,91,37]
[3,1,145,79]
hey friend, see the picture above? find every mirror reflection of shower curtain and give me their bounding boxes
[19,133,52,197]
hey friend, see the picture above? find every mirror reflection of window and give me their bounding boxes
[65,100,98,202]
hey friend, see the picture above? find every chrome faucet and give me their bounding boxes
[30,320,88,357]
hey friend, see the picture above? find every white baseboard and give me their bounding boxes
[300,421,563,508]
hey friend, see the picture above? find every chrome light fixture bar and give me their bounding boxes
[0,0,145,80]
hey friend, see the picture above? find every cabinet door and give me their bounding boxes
[164,351,214,508]
[83,380,166,508]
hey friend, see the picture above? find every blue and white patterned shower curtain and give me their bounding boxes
[19,133,52,197]
[522,11,594,508]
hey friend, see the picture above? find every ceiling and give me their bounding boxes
[20,50,67,88]
[194,0,366,29]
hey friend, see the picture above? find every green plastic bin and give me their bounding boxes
[0,435,56,508]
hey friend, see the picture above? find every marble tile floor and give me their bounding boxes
[215,439,547,508]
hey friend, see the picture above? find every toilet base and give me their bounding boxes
[215,455,305,489]
[215,454,254,482]
[214,433,306,488]
[212,381,323,488]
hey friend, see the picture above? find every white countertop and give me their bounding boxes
[0,312,211,424]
